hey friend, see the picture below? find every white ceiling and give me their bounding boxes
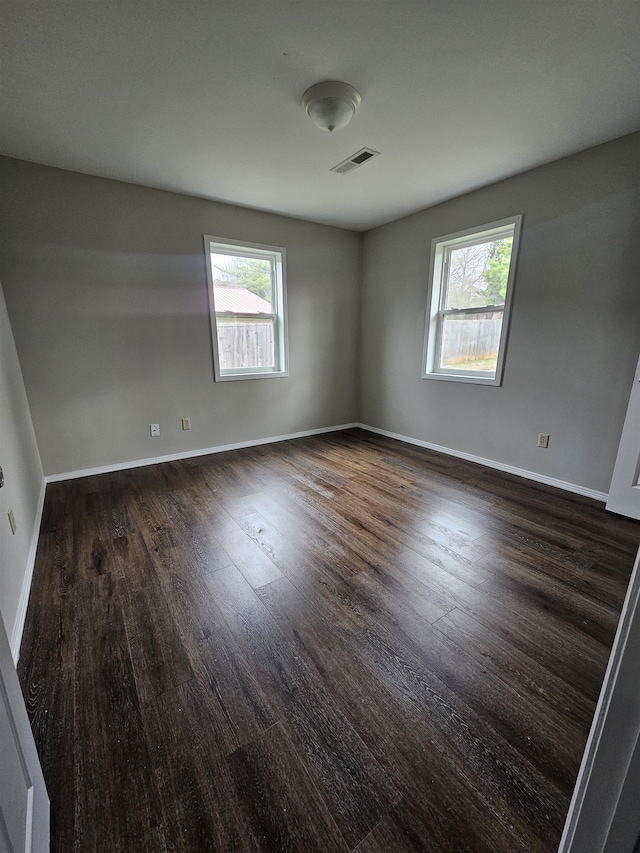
[1,1,639,231]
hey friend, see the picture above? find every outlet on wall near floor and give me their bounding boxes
[7,508,16,534]
[150,423,160,437]
[538,433,550,448]
[182,418,191,430]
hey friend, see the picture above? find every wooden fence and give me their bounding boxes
[217,314,501,371]
[217,320,274,369]
[441,313,502,365]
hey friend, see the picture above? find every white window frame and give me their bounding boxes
[204,235,289,382]
[422,214,522,386]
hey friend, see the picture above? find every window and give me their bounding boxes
[422,215,522,385]
[204,236,288,381]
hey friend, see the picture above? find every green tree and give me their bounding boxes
[482,238,513,304]
[214,257,271,301]
[447,243,490,307]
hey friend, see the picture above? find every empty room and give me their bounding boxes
[1,2,640,852]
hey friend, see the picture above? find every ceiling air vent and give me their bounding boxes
[331,147,380,175]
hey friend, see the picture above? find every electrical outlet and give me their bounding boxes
[8,509,16,535]
[182,418,191,431]
[538,433,550,448]
[150,423,160,437]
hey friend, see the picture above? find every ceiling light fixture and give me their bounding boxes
[301,81,361,133]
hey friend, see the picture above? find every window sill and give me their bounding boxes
[215,370,289,382]
[422,371,501,386]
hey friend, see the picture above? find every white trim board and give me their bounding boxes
[10,476,47,663]
[45,423,359,483]
[356,423,608,503]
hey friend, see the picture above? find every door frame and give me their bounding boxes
[559,546,640,852]
[0,614,49,852]
[606,353,640,519]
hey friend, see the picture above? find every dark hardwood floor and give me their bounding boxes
[18,428,640,852]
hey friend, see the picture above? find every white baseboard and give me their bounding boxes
[356,423,608,503]
[46,420,608,502]
[45,423,359,483]
[11,475,47,663]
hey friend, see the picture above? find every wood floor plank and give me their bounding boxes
[352,799,450,853]
[326,477,495,587]
[117,570,194,705]
[227,722,350,852]
[255,576,537,851]
[138,677,256,852]
[18,528,76,679]
[269,576,566,847]
[346,577,587,795]
[238,507,451,630]
[18,429,639,852]
[142,541,279,749]
[471,533,630,608]
[72,574,162,852]
[478,551,620,646]
[433,607,596,731]
[211,521,285,587]
[264,475,493,593]
[208,564,401,848]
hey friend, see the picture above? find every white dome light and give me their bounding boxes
[301,81,361,133]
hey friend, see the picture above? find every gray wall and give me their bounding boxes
[2,135,639,493]
[359,133,640,494]
[0,279,43,653]
[0,158,361,477]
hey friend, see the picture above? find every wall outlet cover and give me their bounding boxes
[150,423,160,437]
[8,508,16,535]
[182,418,191,430]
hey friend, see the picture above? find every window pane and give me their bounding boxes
[438,310,503,374]
[216,316,275,370]
[210,252,273,313]
[444,236,513,310]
